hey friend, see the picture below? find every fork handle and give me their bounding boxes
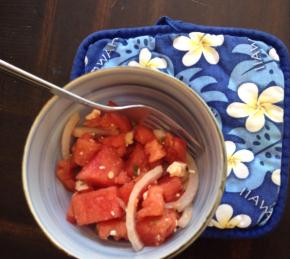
[0,59,111,111]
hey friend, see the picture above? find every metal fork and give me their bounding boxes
[0,59,201,156]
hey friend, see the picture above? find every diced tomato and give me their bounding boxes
[125,144,148,177]
[114,170,131,185]
[159,175,183,202]
[66,199,76,224]
[144,139,166,163]
[72,186,124,225]
[56,159,76,192]
[73,134,102,166]
[100,134,126,157]
[117,181,135,204]
[76,146,123,186]
[137,186,165,220]
[164,133,187,163]
[134,125,155,145]
[97,219,128,240]
[136,209,178,246]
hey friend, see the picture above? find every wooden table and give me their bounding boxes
[0,0,289,258]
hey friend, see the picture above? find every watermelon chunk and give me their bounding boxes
[117,181,135,204]
[72,186,124,225]
[164,133,187,163]
[125,144,148,177]
[159,175,183,202]
[134,125,155,144]
[100,134,126,157]
[73,133,101,166]
[136,209,178,246]
[144,139,166,163]
[66,199,76,224]
[114,170,131,185]
[76,146,123,186]
[137,186,165,220]
[96,219,128,240]
[56,159,76,192]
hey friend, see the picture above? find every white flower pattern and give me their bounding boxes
[173,32,224,66]
[271,169,281,186]
[209,204,252,229]
[269,48,280,61]
[128,48,167,70]
[227,83,284,132]
[226,141,254,179]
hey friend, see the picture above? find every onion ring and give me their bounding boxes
[166,155,199,212]
[61,112,80,159]
[126,165,163,251]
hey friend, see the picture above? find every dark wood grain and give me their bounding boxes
[0,0,289,258]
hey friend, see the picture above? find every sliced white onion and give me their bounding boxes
[61,112,80,159]
[166,155,199,212]
[177,205,193,228]
[126,165,163,251]
[72,126,118,138]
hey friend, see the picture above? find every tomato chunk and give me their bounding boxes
[117,181,135,204]
[134,125,155,144]
[159,175,183,202]
[137,186,165,220]
[100,134,126,157]
[76,146,123,186]
[72,186,124,225]
[136,209,178,246]
[144,139,166,163]
[125,144,148,177]
[97,219,128,240]
[164,133,187,163]
[56,159,76,192]
[73,134,101,166]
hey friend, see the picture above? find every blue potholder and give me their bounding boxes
[71,17,290,238]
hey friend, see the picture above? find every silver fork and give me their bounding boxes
[0,59,201,156]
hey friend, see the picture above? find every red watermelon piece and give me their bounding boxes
[136,209,178,246]
[96,219,128,240]
[76,146,123,186]
[72,186,124,225]
[137,186,165,220]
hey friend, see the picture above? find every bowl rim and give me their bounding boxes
[22,67,227,259]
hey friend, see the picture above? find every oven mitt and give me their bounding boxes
[71,16,290,238]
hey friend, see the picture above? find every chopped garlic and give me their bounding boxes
[85,109,101,120]
[99,165,106,170]
[75,180,89,192]
[167,161,188,177]
[110,211,116,216]
[125,131,134,146]
[107,171,114,179]
[109,230,117,236]
[153,129,166,141]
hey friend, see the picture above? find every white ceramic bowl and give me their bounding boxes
[22,67,226,259]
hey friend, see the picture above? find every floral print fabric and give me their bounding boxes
[81,31,285,230]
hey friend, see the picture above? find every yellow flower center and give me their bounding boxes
[228,156,240,167]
